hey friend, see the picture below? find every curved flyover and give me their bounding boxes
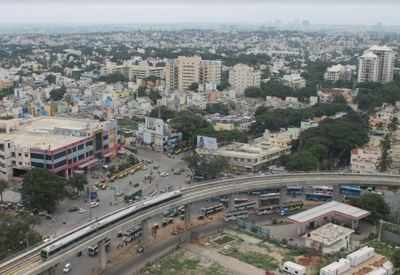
[2,172,400,275]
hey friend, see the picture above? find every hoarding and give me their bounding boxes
[197,136,218,150]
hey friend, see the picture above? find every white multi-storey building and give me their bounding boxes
[358,46,395,83]
[325,64,353,82]
[229,64,261,95]
[165,56,222,91]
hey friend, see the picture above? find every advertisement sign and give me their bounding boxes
[197,136,218,150]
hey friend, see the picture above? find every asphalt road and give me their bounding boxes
[34,149,190,240]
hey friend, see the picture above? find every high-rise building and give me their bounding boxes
[357,46,395,83]
[164,56,222,91]
[177,56,202,91]
[165,60,178,90]
[229,64,261,95]
[200,60,222,86]
[325,64,353,82]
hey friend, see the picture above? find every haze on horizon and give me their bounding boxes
[0,0,399,26]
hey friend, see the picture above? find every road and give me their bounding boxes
[34,148,190,239]
[3,172,400,275]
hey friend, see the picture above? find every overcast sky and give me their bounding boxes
[0,0,399,25]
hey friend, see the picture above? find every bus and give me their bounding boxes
[256,205,280,215]
[123,226,142,240]
[224,210,249,221]
[286,185,304,196]
[340,185,362,198]
[282,200,304,211]
[248,188,280,196]
[233,200,257,211]
[201,204,224,216]
[312,185,333,194]
[88,237,111,256]
[305,192,333,201]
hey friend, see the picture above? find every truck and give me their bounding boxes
[282,261,306,275]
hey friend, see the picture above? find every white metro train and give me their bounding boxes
[40,191,182,259]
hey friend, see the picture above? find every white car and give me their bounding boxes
[89,202,99,208]
[78,208,88,214]
[160,172,169,177]
[63,263,72,273]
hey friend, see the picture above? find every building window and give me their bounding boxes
[78,154,85,160]
[54,160,66,168]
[32,162,44,168]
[54,151,66,159]
[31,153,44,159]
[78,144,84,150]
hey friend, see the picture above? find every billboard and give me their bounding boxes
[197,136,218,151]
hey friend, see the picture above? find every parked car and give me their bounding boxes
[63,263,72,273]
[89,202,99,208]
[68,206,79,212]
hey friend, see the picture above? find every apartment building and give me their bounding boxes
[229,64,261,95]
[324,64,353,82]
[358,45,395,83]
[102,62,164,81]
[282,74,306,89]
[165,56,222,91]
[197,141,290,172]
[0,117,119,180]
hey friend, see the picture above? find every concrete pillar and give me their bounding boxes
[46,266,56,275]
[228,194,234,211]
[99,241,107,271]
[184,203,191,229]
[142,218,152,245]
[333,184,341,200]
[279,187,286,205]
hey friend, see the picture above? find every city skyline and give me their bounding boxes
[1,0,400,26]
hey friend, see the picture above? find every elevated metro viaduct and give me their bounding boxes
[1,172,399,275]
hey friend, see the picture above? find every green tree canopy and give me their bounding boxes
[0,213,41,260]
[188,82,199,92]
[205,103,230,115]
[49,86,66,101]
[21,168,66,213]
[98,72,128,83]
[185,153,229,180]
[350,193,390,224]
[0,180,8,202]
[286,113,369,171]
[286,151,319,171]
[67,174,88,194]
[149,106,177,121]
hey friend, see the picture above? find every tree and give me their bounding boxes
[392,249,400,270]
[170,111,210,142]
[0,213,41,260]
[378,135,392,172]
[286,151,319,171]
[21,169,66,213]
[350,193,390,224]
[285,112,369,171]
[49,86,66,101]
[185,153,229,180]
[206,103,229,115]
[149,106,177,121]
[148,89,161,104]
[67,174,88,194]
[0,180,8,202]
[98,72,128,83]
[137,86,147,97]
[45,74,57,85]
[188,82,199,92]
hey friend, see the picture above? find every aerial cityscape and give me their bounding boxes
[0,1,399,275]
